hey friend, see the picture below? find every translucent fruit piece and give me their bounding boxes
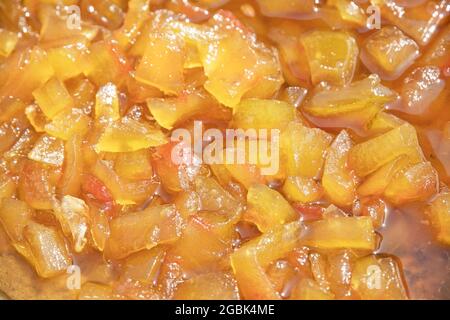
[135,29,185,95]
[422,24,450,71]
[173,273,240,300]
[47,44,88,81]
[230,222,303,300]
[384,162,439,205]
[0,28,18,57]
[105,204,184,259]
[246,184,297,232]
[80,0,125,30]
[32,77,74,119]
[95,83,121,123]
[367,111,405,136]
[198,11,283,107]
[428,192,450,245]
[23,222,72,278]
[328,0,366,27]
[301,30,359,86]
[232,99,296,131]
[301,215,375,250]
[348,123,424,177]
[0,198,33,243]
[351,255,408,300]
[59,135,84,197]
[290,278,335,300]
[45,108,91,141]
[374,0,450,46]
[281,121,333,178]
[95,117,167,153]
[360,26,420,80]
[322,130,357,208]
[28,134,65,167]
[25,104,48,133]
[256,0,320,19]
[282,176,323,204]
[122,247,166,284]
[400,66,445,116]
[114,149,153,180]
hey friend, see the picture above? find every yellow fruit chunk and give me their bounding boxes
[367,111,405,135]
[302,215,375,250]
[95,117,167,153]
[194,176,241,214]
[28,134,65,167]
[174,273,240,300]
[0,198,33,243]
[428,192,450,245]
[224,163,265,190]
[135,30,185,95]
[0,29,18,57]
[122,247,165,284]
[256,0,320,19]
[322,130,357,207]
[114,149,153,180]
[32,77,74,119]
[301,30,358,86]
[25,104,48,133]
[198,12,283,107]
[47,44,88,81]
[348,123,424,177]
[113,0,150,50]
[384,162,439,205]
[328,0,366,27]
[23,222,72,278]
[374,0,449,46]
[45,108,91,141]
[147,91,213,130]
[246,184,297,232]
[232,99,296,131]
[281,176,323,203]
[54,196,89,253]
[290,278,335,300]
[304,75,397,132]
[105,204,183,259]
[231,222,303,300]
[361,26,420,80]
[83,40,129,87]
[0,47,55,103]
[95,83,121,123]
[281,121,333,178]
[59,135,83,196]
[351,255,408,300]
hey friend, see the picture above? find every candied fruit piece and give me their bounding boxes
[256,0,320,19]
[59,135,84,196]
[232,99,296,131]
[357,155,412,197]
[304,75,396,133]
[25,104,48,133]
[367,111,405,135]
[32,77,74,119]
[54,195,89,253]
[348,123,424,177]
[400,66,445,116]
[198,11,283,107]
[230,222,303,300]
[422,24,450,71]
[81,0,125,30]
[28,134,65,167]
[114,0,151,50]
[95,117,167,153]
[360,26,420,80]
[328,0,366,27]
[282,176,323,204]
[301,215,376,250]
[428,192,450,245]
[45,108,91,141]
[322,130,357,208]
[0,198,33,243]
[301,30,359,86]
[290,278,335,300]
[122,247,166,284]
[281,121,333,178]
[246,184,297,232]
[384,162,439,205]
[105,204,184,259]
[174,273,240,300]
[114,149,153,180]
[373,0,450,46]
[135,29,185,95]
[23,222,72,278]
[47,44,89,81]
[95,83,121,123]
[0,28,18,57]
[351,255,408,300]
